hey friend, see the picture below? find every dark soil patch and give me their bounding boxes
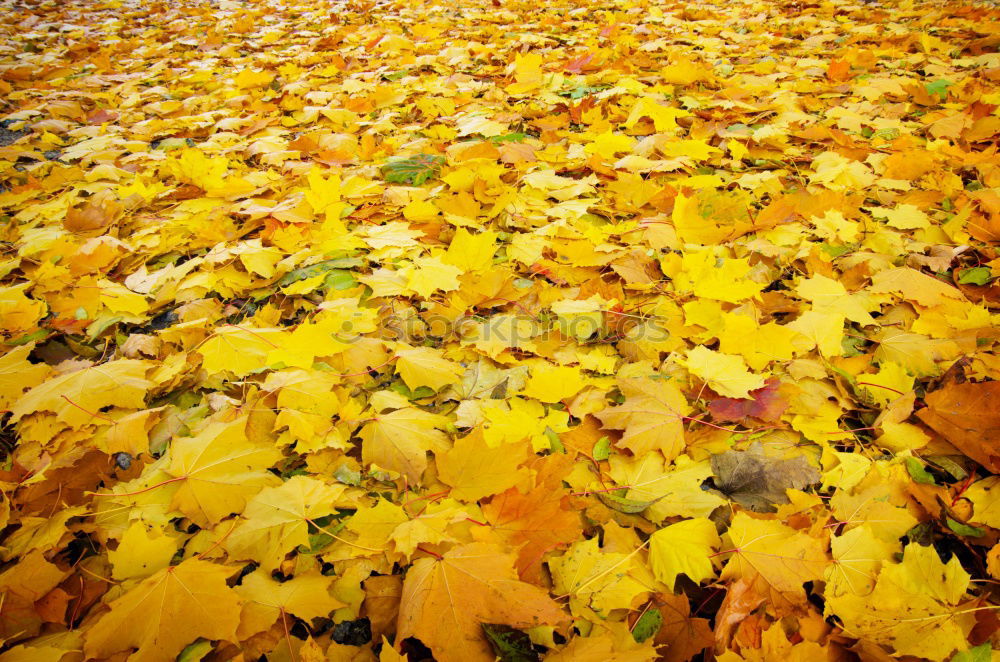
[0,120,29,146]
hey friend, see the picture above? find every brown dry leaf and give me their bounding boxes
[711,442,820,512]
[655,593,714,662]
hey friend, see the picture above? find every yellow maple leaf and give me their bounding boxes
[550,537,650,615]
[0,284,47,335]
[869,203,931,230]
[795,273,875,325]
[727,139,749,161]
[234,68,275,89]
[787,311,845,357]
[0,343,49,410]
[649,518,721,590]
[482,397,569,451]
[267,306,374,369]
[826,543,974,660]
[437,429,529,502]
[596,376,690,461]
[809,151,875,190]
[810,209,860,243]
[825,524,895,597]
[519,363,589,403]
[338,499,407,557]
[10,359,152,428]
[718,314,806,371]
[551,296,607,340]
[83,558,241,662]
[359,407,450,481]
[857,361,913,407]
[403,255,462,298]
[585,131,637,159]
[166,418,281,527]
[236,570,344,638]
[227,475,348,571]
[671,250,764,303]
[304,166,343,214]
[402,198,439,222]
[97,278,148,317]
[964,477,1000,528]
[720,513,827,605]
[108,523,179,581]
[390,499,463,558]
[873,327,959,377]
[506,52,544,95]
[869,266,966,308]
[165,148,230,191]
[624,98,690,132]
[609,453,727,522]
[684,346,765,399]
[198,326,285,377]
[394,345,464,392]
[443,227,497,272]
[670,191,726,245]
[660,139,723,161]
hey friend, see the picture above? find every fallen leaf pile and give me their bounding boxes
[1,0,1000,659]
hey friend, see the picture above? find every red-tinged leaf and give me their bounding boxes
[708,378,788,424]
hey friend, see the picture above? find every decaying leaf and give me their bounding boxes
[711,443,821,512]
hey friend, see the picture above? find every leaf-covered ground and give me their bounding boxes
[1,0,999,660]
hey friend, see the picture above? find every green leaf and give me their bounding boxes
[820,242,854,258]
[87,315,123,340]
[177,640,213,662]
[597,490,659,514]
[545,427,565,454]
[592,436,612,461]
[489,132,527,144]
[924,78,953,100]
[631,607,663,643]
[324,269,358,290]
[380,154,445,185]
[957,266,993,285]
[277,258,362,287]
[389,380,435,400]
[482,624,539,662]
[904,457,936,485]
[841,334,867,358]
[952,642,991,662]
[947,517,985,538]
[304,515,346,552]
[333,464,362,486]
[559,85,607,99]
[4,327,50,346]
